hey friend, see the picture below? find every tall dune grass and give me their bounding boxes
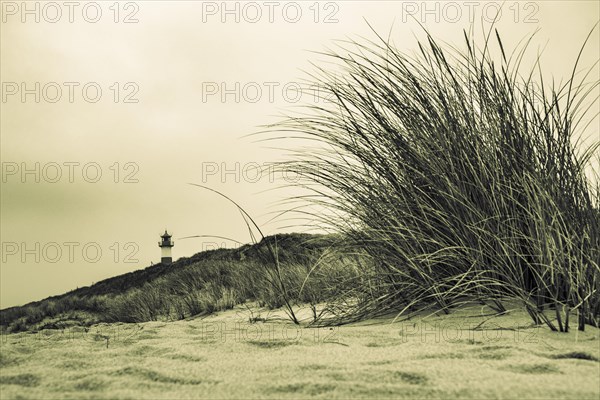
[272,28,599,331]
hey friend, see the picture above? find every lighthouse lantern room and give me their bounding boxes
[158,230,174,264]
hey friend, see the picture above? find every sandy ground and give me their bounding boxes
[1,303,599,399]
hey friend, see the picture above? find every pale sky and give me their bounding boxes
[1,0,599,308]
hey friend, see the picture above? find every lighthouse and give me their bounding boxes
[158,230,174,264]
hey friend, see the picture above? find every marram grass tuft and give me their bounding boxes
[271,27,600,331]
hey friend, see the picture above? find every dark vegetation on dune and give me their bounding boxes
[0,233,354,332]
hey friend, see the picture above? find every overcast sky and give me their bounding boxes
[1,0,598,308]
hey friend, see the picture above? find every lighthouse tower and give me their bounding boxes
[158,230,174,264]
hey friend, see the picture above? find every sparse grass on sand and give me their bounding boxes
[1,303,599,399]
